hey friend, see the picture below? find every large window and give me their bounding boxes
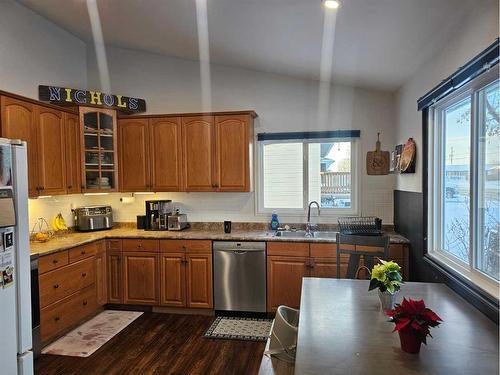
[428,70,499,295]
[258,138,358,214]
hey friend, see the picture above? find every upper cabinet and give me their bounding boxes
[0,96,38,196]
[182,116,217,191]
[118,118,150,192]
[215,115,253,192]
[80,107,118,193]
[117,117,184,192]
[64,113,81,194]
[36,106,66,195]
[181,113,255,192]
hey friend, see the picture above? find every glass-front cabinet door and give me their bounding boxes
[80,107,118,192]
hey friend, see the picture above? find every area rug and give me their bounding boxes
[42,310,143,357]
[204,316,273,342]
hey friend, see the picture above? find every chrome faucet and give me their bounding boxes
[306,201,320,236]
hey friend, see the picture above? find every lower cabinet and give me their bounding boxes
[122,252,159,305]
[267,256,309,311]
[160,240,213,309]
[266,242,408,312]
[95,248,107,306]
[186,252,213,309]
[107,251,123,304]
[160,252,186,307]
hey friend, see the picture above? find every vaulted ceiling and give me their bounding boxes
[17,0,482,91]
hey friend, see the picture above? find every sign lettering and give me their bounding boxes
[38,85,146,113]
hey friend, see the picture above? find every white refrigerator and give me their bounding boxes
[0,138,34,375]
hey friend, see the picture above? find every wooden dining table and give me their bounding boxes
[294,278,499,375]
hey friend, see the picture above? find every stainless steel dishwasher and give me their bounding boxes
[213,241,266,313]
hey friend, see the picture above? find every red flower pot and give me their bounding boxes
[398,327,422,354]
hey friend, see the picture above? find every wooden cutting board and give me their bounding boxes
[366,133,389,175]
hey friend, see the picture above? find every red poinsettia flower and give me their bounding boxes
[386,298,442,345]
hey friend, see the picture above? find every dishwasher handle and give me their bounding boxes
[215,248,264,253]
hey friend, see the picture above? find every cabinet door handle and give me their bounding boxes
[82,300,88,306]
[53,284,59,289]
[68,185,73,189]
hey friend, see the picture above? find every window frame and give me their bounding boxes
[427,67,499,297]
[256,137,360,217]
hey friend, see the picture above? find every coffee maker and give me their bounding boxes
[145,200,173,230]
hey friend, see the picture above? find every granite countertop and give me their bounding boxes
[30,226,410,258]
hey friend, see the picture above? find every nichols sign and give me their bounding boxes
[39,85,146,113]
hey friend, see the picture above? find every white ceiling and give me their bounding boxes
[17,0,479,91]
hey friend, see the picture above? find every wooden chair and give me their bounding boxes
[336,233,390,279]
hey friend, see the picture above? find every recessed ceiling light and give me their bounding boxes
[323,0,340,9]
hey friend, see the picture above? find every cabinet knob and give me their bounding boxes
[54,316,60,322]
[81,251,86,255]
[83,300,88,306]
[53,284,59,289]
[68,185,73,189]
[82,272,87,277]
[52,259,58,264]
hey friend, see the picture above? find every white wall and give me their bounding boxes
[395,0,499,193]
[0,0,87,99]
[29,45,396,227]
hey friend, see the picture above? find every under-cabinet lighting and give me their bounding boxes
[83,193,110,196]
[323,0,340,9]
[37,195,53,199]
[134,192,156,195]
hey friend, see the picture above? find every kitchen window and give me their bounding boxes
[428,70,499,296]
[257,132,360,215]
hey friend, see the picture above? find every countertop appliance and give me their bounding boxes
[213,241,266,313]
[145,200,172,230]
[73,205,113,232]
[0,138,34,374]
[167,211,188,231]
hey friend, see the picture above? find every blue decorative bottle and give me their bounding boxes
[271,212,279,230]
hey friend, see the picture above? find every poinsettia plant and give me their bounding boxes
[368,260,403,293]
[387,298,443,344]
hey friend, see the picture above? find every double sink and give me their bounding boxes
[274,230,338,239]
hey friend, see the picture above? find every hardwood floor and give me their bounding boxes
[36,312,266,375]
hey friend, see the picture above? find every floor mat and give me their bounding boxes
[204,316,273,342]
[42,310,143,357]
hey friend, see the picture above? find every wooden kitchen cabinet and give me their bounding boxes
[182,116,217,191]
[267,256,309,311]
[36,106,67,195]
[160,240,212,309]
[95,246,107,306]
[0,96,38,196]
[122,252,159,305]
[150,117,183,191]
[64,113,81,194]
[186,252,213,308]
[118,117,183,192]
[107,251,123,304]
[159,253,186,307]
[215,114,253,191]
[118,118,150,191]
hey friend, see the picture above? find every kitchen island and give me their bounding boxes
[294,278,499,375]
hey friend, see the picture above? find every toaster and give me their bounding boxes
[73,205,113,231]
[167,213,188,231]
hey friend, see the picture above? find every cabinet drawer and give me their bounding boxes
[69,242,100,263]
[267,242,309,257]
[122,239,159,252]
[39,251,69,274]
[106,239,122,252]
[40,257,95,308]
[40,284,97,342]
[310,243,336,258]
[160,240,211,253]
